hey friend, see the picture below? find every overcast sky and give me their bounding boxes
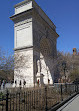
[0,0,79,55]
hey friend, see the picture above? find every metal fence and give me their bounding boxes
[0,83,79,111]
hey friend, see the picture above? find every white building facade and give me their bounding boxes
[10,0,59,87]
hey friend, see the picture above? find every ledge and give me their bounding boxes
[14,46,33,51]
[10,8,33,20]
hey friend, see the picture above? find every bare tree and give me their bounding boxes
[0,48,14,82]
[14,51,30,80]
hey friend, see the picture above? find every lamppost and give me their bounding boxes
[62,61,67,83]
[62,61,67,93]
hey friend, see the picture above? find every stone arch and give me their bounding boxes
[39,37,54,85]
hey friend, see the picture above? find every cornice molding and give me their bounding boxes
[10,8,33,21]
[14,18,32,27]
[14,0,34,8]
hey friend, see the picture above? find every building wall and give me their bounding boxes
[33,12,58,85]
[14,16,34,87]
[14,48,34,87]
[14,18,33,49]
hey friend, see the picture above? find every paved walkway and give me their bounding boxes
[57,94,79,111]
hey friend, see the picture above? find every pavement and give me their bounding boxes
[57,94,79,111]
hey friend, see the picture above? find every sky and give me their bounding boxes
[0,0,79,55]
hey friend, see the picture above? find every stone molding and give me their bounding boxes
[14,45,33,51]
[10,8,33,22]
[14,18,32,27]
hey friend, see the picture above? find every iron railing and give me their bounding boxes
[0,83,79,111]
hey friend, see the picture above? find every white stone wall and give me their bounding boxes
[14,19,33,49]
[14,48,34,87]
[40,56,53,85]
[14,16,34,87]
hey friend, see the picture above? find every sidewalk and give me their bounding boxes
[57,94,79,111]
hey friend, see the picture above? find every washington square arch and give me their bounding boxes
[10,0,59,87]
